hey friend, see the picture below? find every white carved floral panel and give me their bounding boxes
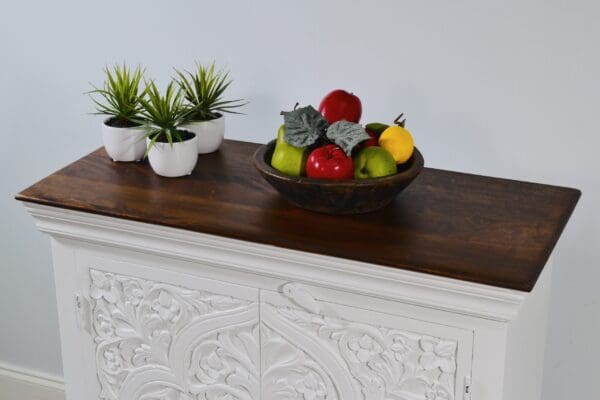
[261,323,340,400]
[89,269,259,400]
[261,294,459,400]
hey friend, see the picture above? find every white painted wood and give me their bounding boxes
[22,203,553,400]
[50,238,94,400]
[23,203,525,322]
[73,249,260,400]
[469,320,509,400]
[0,362,64,400]
[503,261,553,400]
[64,239,522,400]
[262,285,473,400]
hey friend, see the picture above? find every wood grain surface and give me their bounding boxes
[16,140,580,291]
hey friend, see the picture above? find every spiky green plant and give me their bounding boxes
[138,80,194,156]
[89,64,144,125]
[175,62,246,121]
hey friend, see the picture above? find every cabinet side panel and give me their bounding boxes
[504,261,553,400]
[470,321,508,400]
[49,238,97,400]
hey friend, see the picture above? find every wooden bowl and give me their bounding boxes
[253,140,424,214]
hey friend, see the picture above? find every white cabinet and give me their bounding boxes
[26,203,551,400]
[63,251,474,400]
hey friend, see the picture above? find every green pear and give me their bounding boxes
[271,125,308,176]
[353,146,397,179]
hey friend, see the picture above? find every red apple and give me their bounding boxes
[318,89,362,124]
[306,144,354,180]
[362,128,379,148]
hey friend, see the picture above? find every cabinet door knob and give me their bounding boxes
[281,283,321,314]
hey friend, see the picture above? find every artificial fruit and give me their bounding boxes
[271,125,308,176]
[379,114,414,164]
[353,147,397,179]
[362,122,389,148]
[363,129,379,147]
[318,89,362,124]
[306,144,354,180]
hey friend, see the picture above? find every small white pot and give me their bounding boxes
[182,114,225,154]
[146,133,199,178]
[102,119,146,162]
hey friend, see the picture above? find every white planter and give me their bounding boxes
[182,114,225,154]
[146,133,198,177]
[102,119,146,162]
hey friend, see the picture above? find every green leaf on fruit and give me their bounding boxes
[326,121,371,156]
[365,122,389,135]
[281,105,328,147]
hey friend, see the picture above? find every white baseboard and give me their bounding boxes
[0,362,65,400]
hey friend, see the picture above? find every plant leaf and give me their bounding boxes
[137,79,193,156]
[174,62,246,121]
[88,64,144,120]
[326,121,371,156]
[281,105,328,148]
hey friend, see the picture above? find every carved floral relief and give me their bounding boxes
[89,269,259,400]
[263,303,458,400]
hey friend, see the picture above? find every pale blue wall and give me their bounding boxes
[1,1,598,398]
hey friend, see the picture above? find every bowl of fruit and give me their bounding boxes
[253,90,424,215]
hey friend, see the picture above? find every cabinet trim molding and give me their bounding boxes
[23,202,525,322]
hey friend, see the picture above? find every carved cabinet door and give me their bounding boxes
[74,253,260,400]
[260,283,474,400]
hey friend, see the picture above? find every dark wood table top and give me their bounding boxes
[16,140,580,292]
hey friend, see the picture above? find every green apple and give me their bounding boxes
[271,125,308,176]
[353,146,397,179]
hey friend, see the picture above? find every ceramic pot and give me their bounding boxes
[182,114,225,154]
[146,132,198,177]
[102,118,146,162]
